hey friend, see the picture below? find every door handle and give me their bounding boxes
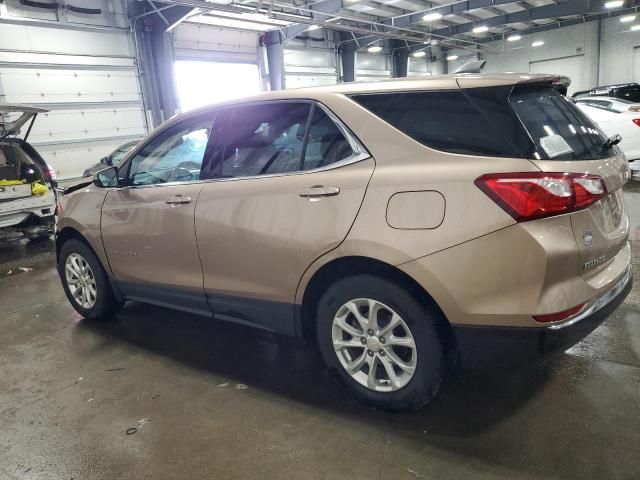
[165,195,192,205]
[299,186,340,199]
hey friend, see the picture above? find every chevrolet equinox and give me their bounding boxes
[56,74,633,410]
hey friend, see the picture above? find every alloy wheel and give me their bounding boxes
[332,298,417,392]
[65,253,97,309]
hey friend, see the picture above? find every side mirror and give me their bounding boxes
[93,166,120,188]
[100,156,108,164]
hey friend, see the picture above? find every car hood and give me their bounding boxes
[0,104,49,140]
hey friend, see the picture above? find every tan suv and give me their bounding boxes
[56,74,632,410]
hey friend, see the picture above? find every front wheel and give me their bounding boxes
[58,239,122,320]
[316,275,451,411]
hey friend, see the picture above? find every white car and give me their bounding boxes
[574,96,640,113]
[0,105,57,241]
[576,103,640,165]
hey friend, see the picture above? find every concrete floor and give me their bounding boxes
[1,189,639,480]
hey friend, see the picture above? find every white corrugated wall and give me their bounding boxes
[0,0,147,180]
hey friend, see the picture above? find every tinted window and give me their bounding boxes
[351,91,523,158]
[510,87,613,161]
[127,115,212,186]
[213,103,354,179]
[219,103,311,178]
[303,107,353,170]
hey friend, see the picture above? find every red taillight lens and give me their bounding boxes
[632,118,640,127]
[475,172,607,222]
[533,303,585,323]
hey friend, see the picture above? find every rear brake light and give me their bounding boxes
[475,172,607,222]
[533,303,585,323]
[633,118,640,127]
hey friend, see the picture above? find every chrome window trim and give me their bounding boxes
[112,99,371,191]
[548,264,632,330]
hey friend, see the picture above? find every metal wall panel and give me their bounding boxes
[356,52,391,82]
[0,4,147,179]
[174,23,259,63]
[283,46,337,88]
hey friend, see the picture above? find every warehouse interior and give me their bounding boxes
[1,0,639,478]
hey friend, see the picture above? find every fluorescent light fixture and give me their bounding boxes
[447,55,459,61]
[412,51,427,58]
[620,15,636,22]
[423,12,443,22]
[307,24,321,31]
[632,24,640,30]
[507,34,522,42]
[604,0,624,8]
[473,25,489,33]
[367,45,383,53]
[531,40,544,47]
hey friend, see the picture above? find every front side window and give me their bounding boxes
[212,102,355,179]
[127,115,213,186]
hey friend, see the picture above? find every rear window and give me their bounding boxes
[510,87,612,160]
[352,86,615,161]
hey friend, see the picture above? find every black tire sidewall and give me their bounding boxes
[58,239,118,320]
[316,275,448,411]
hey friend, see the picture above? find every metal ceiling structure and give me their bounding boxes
[153,0,640,50]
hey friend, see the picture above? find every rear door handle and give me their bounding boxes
[165,195,192,205]
[299,186,340,199]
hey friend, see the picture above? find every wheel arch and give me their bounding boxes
[299,255,452,341]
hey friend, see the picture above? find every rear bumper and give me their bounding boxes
[453,266,633,369]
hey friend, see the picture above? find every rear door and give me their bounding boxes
[195,101,374,334]
[508,86,630,278]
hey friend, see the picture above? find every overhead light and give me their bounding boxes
[507,34,522,42]
[605,0,624,7]
[307,24,321,31]
[631,24,640,30]
[473,25,489,33]
[447,55,458,61]
[367,45,383,53]
[423,12,443,22]
[531,40,544,47]
[620,15,636,22]
[412,51,427,58]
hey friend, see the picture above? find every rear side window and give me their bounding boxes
[353,87,615,161]
[213,102,354,179]
[351,91,523,158]
[510,87,612,160]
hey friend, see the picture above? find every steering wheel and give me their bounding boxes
[169,161,201,182]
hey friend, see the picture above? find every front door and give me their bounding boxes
[195,101,374,334]
[101,112,215,315]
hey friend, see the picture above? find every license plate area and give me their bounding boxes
[0,184,31,201]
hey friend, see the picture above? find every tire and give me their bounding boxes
[316,275,451,411]
[58,239,123,320]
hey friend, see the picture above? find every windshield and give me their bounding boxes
[111,142,138,165]
[509,87,614,161]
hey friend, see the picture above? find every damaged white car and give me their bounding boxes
[0,105,57,242]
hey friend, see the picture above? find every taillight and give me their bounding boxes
[533,303,585,323]
[475,172,607,222]
[632,118,640,127]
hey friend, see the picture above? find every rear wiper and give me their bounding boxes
[603,134,622,149]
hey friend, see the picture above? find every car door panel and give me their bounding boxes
[100,112,215,315]
[195,158,374,333]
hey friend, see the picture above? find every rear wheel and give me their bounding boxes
[58,239,122,320]
[316,275,450,411]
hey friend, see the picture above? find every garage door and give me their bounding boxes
[529,55,585,95]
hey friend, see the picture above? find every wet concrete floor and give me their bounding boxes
[0,187,639,479]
